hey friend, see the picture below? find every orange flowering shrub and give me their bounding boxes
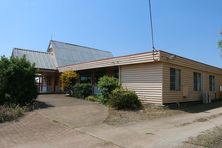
[60,71,78,92]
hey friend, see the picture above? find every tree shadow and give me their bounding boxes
[29,100,54,110]
[167,100,222,113]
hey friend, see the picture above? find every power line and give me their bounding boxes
[149,0,155,49]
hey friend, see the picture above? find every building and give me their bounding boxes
[12,41,222,104]
[12,40,113,93]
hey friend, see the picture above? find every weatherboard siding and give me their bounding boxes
[162,62,222,104]
[121,62,163,104]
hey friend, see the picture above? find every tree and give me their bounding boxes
[0,56,38,105]
[219,32,222,50]
[60,70,78,94]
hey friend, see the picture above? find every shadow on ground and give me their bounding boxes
[30,101,54,110]
[168,100,222,113]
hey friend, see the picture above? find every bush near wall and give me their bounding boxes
[73,83,92,98]
[85,95,98,102]
[97,76,119,103]
[0,56,38,105]
[60,71,78,95]
[109,87,142,110]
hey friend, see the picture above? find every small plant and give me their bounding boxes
[109,87,142,110]
[73,83,92,98]
[85,95,98,102]
[60,70,78,95]
[0,105,26,123]
[97,76,119,103]
[86,94,110,104]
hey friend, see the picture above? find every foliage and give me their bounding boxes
[96,94,109,104]
[109,87,142,110]
[73,83,92,98]
[85,95,98,102]
[97,76,119,102]
[85,94,109,104]
[0,56,38,105]
[60,71,78,94]
[0,104,26,123]
[219,32,222,50]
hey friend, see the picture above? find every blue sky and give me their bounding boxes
[0,0,222,67]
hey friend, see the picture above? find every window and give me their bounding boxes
[170,68,181,91]
[193,72,201,91]
[80,73,92,83]
[209,75,216,91]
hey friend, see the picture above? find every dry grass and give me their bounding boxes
[186,126,222,148]
[105,101,222,125]
[0,105,26,123]
[105,104,184,125]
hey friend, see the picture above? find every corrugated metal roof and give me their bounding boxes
[12,48,57,70]
[50,40,113,67]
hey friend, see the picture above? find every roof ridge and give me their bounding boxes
[50,40,113,54]
[13,48,50,54]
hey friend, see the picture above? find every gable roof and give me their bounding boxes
[49,40,113,67]
[12,48,57,70]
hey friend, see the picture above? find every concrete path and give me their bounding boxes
[1,94,222,148]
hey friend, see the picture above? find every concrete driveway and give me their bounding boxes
[0,95,119,148]
[37,94,108,128]
[1,95,222,148]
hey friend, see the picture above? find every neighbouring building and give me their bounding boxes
[12,40,222,104]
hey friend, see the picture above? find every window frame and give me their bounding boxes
[193,72,202,91]
[209,75,216,91]
[80,73,92,83]
[170,68,181,91]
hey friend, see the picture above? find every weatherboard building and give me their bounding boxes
[12,40,222,104]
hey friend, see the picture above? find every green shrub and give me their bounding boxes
[95,94,109,104]
[0,56,38,105]
[97,76,119,103]
[109,88,142,110]
[73,83,92,98]
[85,95,98,102]
[0,105,26,123]
[85,94,109,104]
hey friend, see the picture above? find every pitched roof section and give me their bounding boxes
[49,40,113,67]
[12,48,57,70]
